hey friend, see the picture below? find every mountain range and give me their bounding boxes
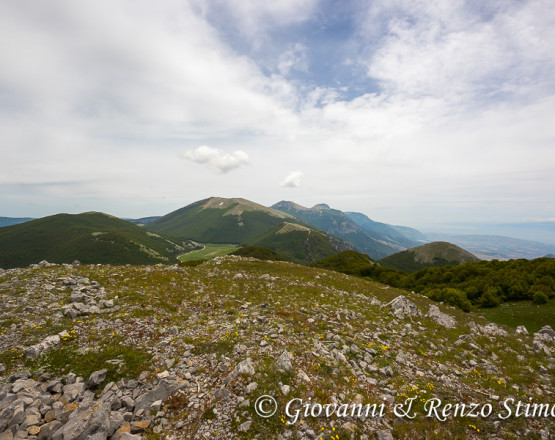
[145,197,353,264]
[0,198,357,267]
[271,201,418,259]
[1,196,554,268]
[344,211,427,247]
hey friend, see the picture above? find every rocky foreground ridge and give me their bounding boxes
[0,257,553,439]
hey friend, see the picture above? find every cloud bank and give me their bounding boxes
[0,0,553,231]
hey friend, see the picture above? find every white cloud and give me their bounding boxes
[280,171,303,188]
[278,43,308,75]
[204,0,319,44]
[181,146,249,173]
[0,0,301,139]
[362,0,555,105]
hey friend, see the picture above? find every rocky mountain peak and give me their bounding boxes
[312,203,331,210]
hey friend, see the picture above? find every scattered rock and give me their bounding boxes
[0,255,550,439]
[275,350,293,372]
[426,305,456,328]
[23,333,67,359]
[376,429,394,440]
[238,420,252,432]
[535,325,555,343]
[516,326,529,335]
[86,369,107,389]
[134,380,173,414]
[224,358,255,385]
[481,323,508,337]
[383,295,421,319]
[244,382,258,394]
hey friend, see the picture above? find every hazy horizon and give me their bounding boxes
[1,196,555,245]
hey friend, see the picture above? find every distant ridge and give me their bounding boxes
[426,232,555,260]
[379,241,480,272]
[125,216,161,226]
[272,201,420,259]
[345,211,426,247]
[0,217,34,228]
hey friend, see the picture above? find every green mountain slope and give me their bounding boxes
[0,212,195,268]
[248,222,353,264]
[271,201,406,259]
[379,241,480,272]
[148,197,299,243]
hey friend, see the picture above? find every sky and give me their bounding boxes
[1,0,554,236]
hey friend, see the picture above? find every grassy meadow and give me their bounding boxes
[475,299,555,333]
[178,243,240,261]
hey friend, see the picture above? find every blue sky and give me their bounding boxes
[0,0,554,237]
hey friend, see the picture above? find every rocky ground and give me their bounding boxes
[0,256,553,439]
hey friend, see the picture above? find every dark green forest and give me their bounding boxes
[231,245,288,262]
[313,251,555,311]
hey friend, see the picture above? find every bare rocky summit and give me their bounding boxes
[0,257,553,439]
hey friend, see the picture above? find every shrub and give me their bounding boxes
[532,291,549,305]
[479,287,501,308]
[427,287,472,312]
